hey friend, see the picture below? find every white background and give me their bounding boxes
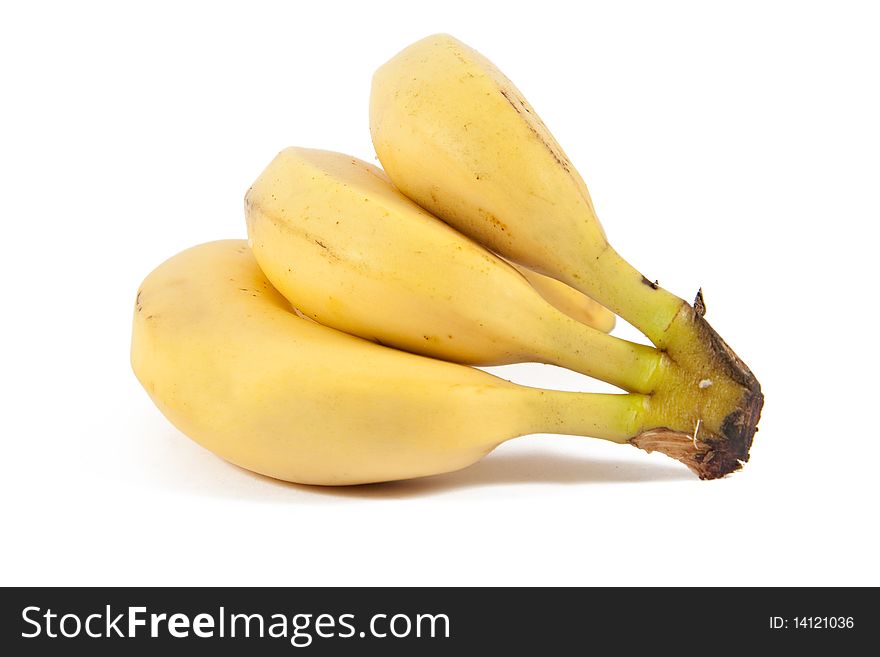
[2,1,878,586]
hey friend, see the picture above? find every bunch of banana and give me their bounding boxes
[132,35,762,485]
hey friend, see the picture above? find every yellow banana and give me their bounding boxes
[370,34,763,476]
[246,148,652,393]
[507,261,615,334]
[130,240,711,486]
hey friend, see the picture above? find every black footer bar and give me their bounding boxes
[1,587,872,654]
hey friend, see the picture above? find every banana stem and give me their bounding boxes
[588,245,686,347]
[528,389,751,479]
[558,244,764,479]
[527,390,646,444]
[542,320,661,394]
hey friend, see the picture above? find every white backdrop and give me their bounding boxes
[2,0,877,586]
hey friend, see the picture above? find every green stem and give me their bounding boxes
[527,390,647,443]
[586,245,686,347]
[543,318,662,394]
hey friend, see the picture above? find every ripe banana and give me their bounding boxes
[370,34,763,475]
[131,240,715,485]
[245,148,652,393]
